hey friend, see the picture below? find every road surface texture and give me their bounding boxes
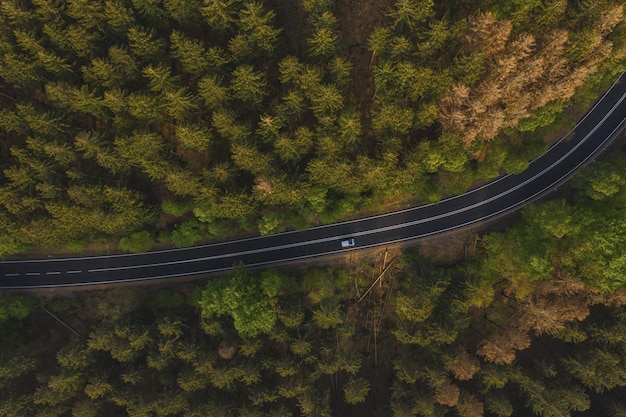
[2,74,626,289]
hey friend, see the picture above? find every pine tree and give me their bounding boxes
[230,65,267,107]
[115,132,170,179]
[163,0,202,27]
[343,378,371,405]
[310,84,343,119]
[387,0,434,31]
[200,0,238,34]
[164,87,200,120]
[485,393,513,417]
[84,376,113,400]
[198,75,230,110]
[127,26,166,62]
[562,348,626,393]
[126,93,166,125]
[170,31,210,76]
[104,0,136,34]
[236,1,281,56]
[308,27,338,59]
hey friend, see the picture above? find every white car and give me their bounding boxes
[341,238,355,248]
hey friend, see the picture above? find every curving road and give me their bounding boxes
[2,74,626,289]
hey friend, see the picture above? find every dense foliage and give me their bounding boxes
[2,3,626,416]
[2,147,626,416]
[1,0,626,256]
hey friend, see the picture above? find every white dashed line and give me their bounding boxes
[46,271,61,275]
[66,270,82,274]
[25,272,41,276]
[4,273,19,277]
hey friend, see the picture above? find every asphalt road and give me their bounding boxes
[2,74,626,289]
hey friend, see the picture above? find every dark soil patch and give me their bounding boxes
[336,0,394,145]
[266,0,310,56]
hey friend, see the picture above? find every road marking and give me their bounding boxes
[5,110,626,289]
[4,273,19,277]
[79,91,626,276]
[1,74,625,289]
[15,96,626,279]
[66,270,82,274]
[46,271,61,275]
[25,272,40,276]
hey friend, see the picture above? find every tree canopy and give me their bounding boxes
[1,0,625,256]
[3,150,626,416]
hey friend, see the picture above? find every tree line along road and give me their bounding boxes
[2,73,626,289]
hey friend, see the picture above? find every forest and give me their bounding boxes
[1,0,626,255]
[2,0,626,416]
[1,148,626,417]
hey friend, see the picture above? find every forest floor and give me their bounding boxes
[335,0,394,142]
